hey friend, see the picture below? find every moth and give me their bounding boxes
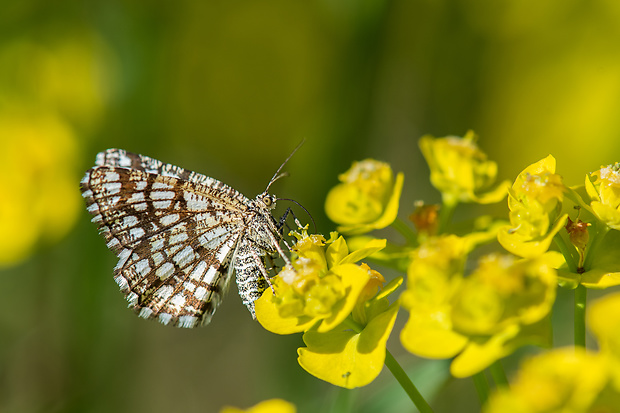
[80,147,300,328]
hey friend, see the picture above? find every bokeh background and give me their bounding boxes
[2,1,620,412]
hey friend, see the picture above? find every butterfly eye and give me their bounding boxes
[262,195,273,207]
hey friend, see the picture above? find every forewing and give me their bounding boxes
[81,164,247,328]
[95,148,250,208]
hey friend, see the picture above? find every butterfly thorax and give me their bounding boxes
[244,192,280,252]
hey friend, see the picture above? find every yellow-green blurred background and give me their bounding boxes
[2,1,620,412]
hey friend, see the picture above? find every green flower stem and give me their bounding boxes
[574,284,587,348]
[384,350,434,413]
[472,372,490,406]
[343,316,364,333]
[553,234,578,273]
[582,224,609,272]
[391,217,418,245]
[489,360,509,388]
[438,199,457,234]
[343,317,433,412]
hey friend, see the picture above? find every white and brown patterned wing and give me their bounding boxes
[81,161,248,328]
[95,149,249,205]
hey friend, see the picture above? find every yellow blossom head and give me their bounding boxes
[0,109,81,267]
[401,236,558,377]
[484,348,611,413]
[325,159,404,235]
[450,254,557,336]
[419,131,509,205]
[589,292,620,365]
[498,155,569,257]
[221,399,296,413]
[255,231,385,334]
[586,162,620,230]
[399,235,470,360]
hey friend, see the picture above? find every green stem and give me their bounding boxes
[553,234,579,273]
[472,372,490,406]
[489,360,509,388]
[574,284,587,347]
[343,316,364,333]
[344,318,433,411]
[391,217,418,245]
[438,199,457,234]
[384,350,434,413]
[582,224,609,272]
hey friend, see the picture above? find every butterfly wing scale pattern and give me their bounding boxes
[80,149,278,328]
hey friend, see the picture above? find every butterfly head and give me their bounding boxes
[257,193,277,210]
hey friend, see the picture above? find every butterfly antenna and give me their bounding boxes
[276,198,317,234]
[265,139,305,192]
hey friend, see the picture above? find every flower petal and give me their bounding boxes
[298,303,399,389]
[255,288,318,335]
[318,264,371,332]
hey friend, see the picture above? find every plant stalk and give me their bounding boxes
[384,350,434,413]
[574,284,587,347]
[472,372,490,406]
[391,217,418,245]
[489,360,509,388]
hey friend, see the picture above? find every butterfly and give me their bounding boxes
[80,146,301,328]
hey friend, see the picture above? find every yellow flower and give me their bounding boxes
[400,235,470,359]
[220,399,296,413]
[419,131,510,205]
[325,159,404,235]
[484,348,612,413]
[0,33,112,266]
[255,231,384,334]
[401,235,558,377]
[588,292,620,368]
[298,301,399,389]
[256,230,403,389]
[586,162,620,230]
[0,109,81,266]
[351,263,386,325]
[498,155,568,258]
[451,254,556,337]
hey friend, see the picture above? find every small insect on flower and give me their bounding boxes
[80,144,304,328]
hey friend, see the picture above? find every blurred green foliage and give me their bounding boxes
[1,1,620,412]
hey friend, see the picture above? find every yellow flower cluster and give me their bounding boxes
[485,292,620,413]
[221,399,296,413]
[587,162,620,230]
[419,131,509,206]
[498,155,568,258]
[325,159,404,235]
[0,33,111,266]
[255,230,401,389]
[400,235,557,378]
